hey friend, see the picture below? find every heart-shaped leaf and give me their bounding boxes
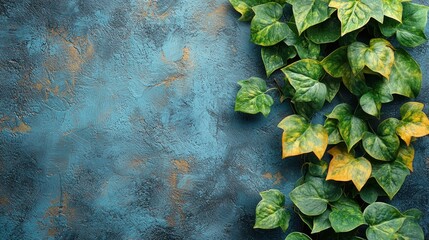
[251,3,293,46]
[290,176,342,216]
[321,75,341,103]
[395,218,425,240]
[387,48,422,98]
[396,102,429,145]
[229,0,288,21]
[324,119,343,145]
[287,0,334,35]
[282,59,327,110]
[362,118,400,161]
[254,189,291,231]
[329,196,366,232]
[286,232,312,240]
[379,2,429,47]
[326,104,368,151]
[364,202,406,240]
[347,38,395,78]
[359,179,386,204]
[371,159,410,199]
[306,17,341,44]
[329,0,384,36]
[278,115,328,159]
[262,42,297,77]
[312,209,331,233]
[359,78,393,118]
[235,77,274,117]
[284,23,321,59]
[327,145,371,191]
[321,46,369,96]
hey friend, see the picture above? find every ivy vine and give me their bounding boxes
[230,0,429,239]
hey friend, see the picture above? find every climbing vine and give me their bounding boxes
[230,0,429,239]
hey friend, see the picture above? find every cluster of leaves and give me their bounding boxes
[230,0,429,239]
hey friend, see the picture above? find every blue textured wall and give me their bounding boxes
[0,0,428,239]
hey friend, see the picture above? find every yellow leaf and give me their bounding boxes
[278,115,328,159]
[396,102,429,145]
[326,145,371,191]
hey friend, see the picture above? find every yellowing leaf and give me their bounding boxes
[278,115,328,159]
[327,145,371,191]
[397,144,415,172]
[396,102,429,145]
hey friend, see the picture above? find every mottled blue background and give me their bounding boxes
[0,0,428,239]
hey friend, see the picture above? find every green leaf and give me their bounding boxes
[347,39,395,78]
[285,232,312,240]
[312,209,331,233]
[254,189,291,231]
[396,102,429,145]
[362,118,400,161]
[360,179,386,204]
[306,17,341,44]
[359,79,393,118]
[284,23,321,59]
[321,46,369,96]
[235,77,274,117]
[282,59,327,110]
[387,49,422,98]
[372,160,409,199]
[278,115,328,159]
[381,0,403,22]
[308,159,329,178]
[364,202,406,240]
[229,0,288,21]
[326,104,368,151]
[329,196,366,232]
[380,2,429,47]
[403,209,423,221]
[324,119,343,145]
[262,42,297,77]
[395,218,424,240]
[329,0,384,36]
[321,75,341,103]
[327,145,372,191]
[251,3,293,46]
[287,0,334,35]
[290,176,342,216]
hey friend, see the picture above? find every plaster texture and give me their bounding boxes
[0,0,428,239]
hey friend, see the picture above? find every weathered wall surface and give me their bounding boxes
[0,0,428,239]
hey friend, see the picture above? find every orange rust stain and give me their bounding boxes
[0,116,31,134]
[273,172,284,185]
[166,159,192,227]
[262,172,273,179]
[44,192,76,236]
[136,0,173,20]
[129,157,146,168]
[150,73,186,88]
[0,197,9,206]
[12,122,31,133]
[195,3,228,35]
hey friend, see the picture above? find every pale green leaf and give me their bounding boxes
[254,189,291,231]
[235,77,274,117]
[329,196,366,232]
[287,0,334,35]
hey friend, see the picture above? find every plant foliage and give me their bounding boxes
[230,0,429,239]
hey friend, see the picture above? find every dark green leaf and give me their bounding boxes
[329,196,366,232]
[324,119,343,145]
[360,179,386,204]
[287,0,334,35]
[306,17,341,44]
[364,202,406,240]
[285,232,312,240]
[262,42,297,77]
[254,189,291,231]
[403,209,423,221]
[372,160,409,199]
[235,77,274,117]
[326,104,368,151]
[290,176,342,216]
[387,49,422,98]
[359,79,393,118]
[282,59,327,110]
[312,209,331,234]
[362,118,400,161]
[284,23,321,59]
[380,2,429,47]
[321,75,341,103]
[251,3,294,46]
[308,159,329,178]
[395,218,424,240]
[329,0,384,36]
